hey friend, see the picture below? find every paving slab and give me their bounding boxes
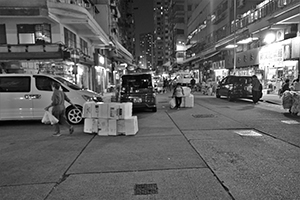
[47,169,232,200]
[167,106,246,130]
[68,136,206,174]
[0,183,54,200]
[0,123,93,186]
[187,129,300,200]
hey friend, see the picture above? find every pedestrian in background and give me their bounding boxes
[45,82,75,136]
[252,75,262,104]
[172,83,184,110]
[190,77,196,93]
[280,79,291,96]
[291,78,300,91]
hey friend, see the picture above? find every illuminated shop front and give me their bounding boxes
[212,60,228,82]
[259,39,299,94]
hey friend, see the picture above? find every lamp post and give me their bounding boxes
[233,0,237,75]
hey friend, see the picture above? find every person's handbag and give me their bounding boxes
[42,111,59,125]
[169,98,176,109]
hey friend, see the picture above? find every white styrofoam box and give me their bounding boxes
[180,97,185,108]
[98,119,117,136]
[108,103,120,119]
[182,86,191,97]
[84,118,98,134]
[97,102,110,118]
[117,116,138,136]
[118,102,133,119]
[82,101,98,118]
[184,94,194,107]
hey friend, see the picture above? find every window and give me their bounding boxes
[80,38,88,55]
[64,28,77,48]
[17,24,51,44]
[0,24,7,44]
[35,76,53,91]
[0,77,30,92]
[35,76,68,92]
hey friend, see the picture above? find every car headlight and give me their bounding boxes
[82,95,93,101]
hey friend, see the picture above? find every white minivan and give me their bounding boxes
[0,73,102,124]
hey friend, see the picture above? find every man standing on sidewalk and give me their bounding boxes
[252,75,262,104]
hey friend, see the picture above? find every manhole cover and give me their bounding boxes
[281,120,300,124]
[192,114,215,118]
[234,130,262,136]
[134,183,158,195]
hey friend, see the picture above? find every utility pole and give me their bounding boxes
[233,0,237,75]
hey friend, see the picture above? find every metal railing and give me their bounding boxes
[233,0,299,32]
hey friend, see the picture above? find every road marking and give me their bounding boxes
[234,130,262,136]
[281,120,300,124]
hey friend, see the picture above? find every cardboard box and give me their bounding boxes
[84,118,98,134]
[117,116,138,136]
[98,119,117,136]
[82,101,98,118]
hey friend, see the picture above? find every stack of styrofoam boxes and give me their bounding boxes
[82,101,138,136]
[180,87,194,108]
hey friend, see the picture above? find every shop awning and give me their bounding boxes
[114,40,133,64]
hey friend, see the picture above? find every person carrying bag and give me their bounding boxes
[172,83,184,110]
[45,82,75,136]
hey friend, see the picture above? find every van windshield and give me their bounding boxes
[121,74,153,92]
[54,76,81,90]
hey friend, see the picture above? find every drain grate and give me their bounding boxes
[281,120,300,124]
[192,114,215,118]
[134,183,158,195]
[234,130,262,136]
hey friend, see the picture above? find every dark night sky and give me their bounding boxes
[133,0,154,56]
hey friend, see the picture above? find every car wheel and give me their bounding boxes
[151,107,157,112]
[66,106,83,125]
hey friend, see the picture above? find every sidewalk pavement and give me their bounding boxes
[260,93,282,105]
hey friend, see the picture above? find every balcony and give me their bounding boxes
[234,0,300,34]
[47,0,110,46]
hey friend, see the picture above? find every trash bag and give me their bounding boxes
[169,98,176,109]
[41,111,59,125]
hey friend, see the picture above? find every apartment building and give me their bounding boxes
[184,0,300,94]
[153,0,170,70]
[139,32,154,69]
[0,0,133,93]
[168,0,199,73]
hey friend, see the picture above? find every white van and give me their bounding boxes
[0,74,102,124]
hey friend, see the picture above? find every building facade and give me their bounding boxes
[182,0,300,94]
[153,0,170,70]
[0,0,133,94]
[139,32,154,70]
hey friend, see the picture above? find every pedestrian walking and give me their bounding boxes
[190,77,196,93]
[45,82,75,136]
[252,75,262,104]
[172,83,184,110]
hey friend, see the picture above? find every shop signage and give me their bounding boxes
[212,60,225,69]
[259,44,283,65]
[291,37,300,59]
[236,48,259,67]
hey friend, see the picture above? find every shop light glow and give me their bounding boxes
[237,37,259,44]
[225,44,238,49]
[264,33,276,44]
